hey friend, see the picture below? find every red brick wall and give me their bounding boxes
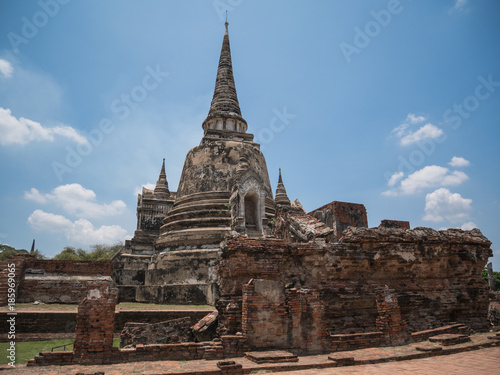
[217,227,492,353]
[0,255,112,305]
[74,283,117,362]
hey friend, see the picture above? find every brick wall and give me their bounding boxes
[217,227,492,353]
[310,201,368,240]
[0,255,112,306]
[73,283,117,363]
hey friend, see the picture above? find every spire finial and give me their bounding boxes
[278,168,283,183]
[154,158,170,197]
[203,18,246,131]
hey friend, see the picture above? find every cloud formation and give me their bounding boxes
[0,59,13,78]
[28,209,128,245]
[383,165,468,196]
[423,188,472,223]
[0,107,87,146]
[25,183,126,218]
[392,114,444,146]
[134,183,156,196]
[460,221,477,230]
[449,156,470,167]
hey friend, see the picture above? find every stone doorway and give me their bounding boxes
[244,193,260,231]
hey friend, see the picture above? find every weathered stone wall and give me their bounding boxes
[217,227,492,352]
[120,317,193,347]
[112,253,150,286]
[309,201,368,240]
[0,255,112,306]
[18,275,113,304]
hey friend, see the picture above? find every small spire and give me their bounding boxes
[275,168,291,207]
[154,158,170,197]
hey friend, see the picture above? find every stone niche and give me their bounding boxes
[217,227,492,353]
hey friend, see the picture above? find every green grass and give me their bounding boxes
[0,338,121,365]
[0,339,73,365]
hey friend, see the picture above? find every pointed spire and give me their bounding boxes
[202,22,247,134]
[154,158,170,197]
[275,168,291,207]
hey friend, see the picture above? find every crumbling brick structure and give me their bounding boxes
[0,254,112,306]
[216,226,492,354]
[73,283,118,363]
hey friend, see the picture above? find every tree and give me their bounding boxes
[52,242,123,261]
[0,244,47,261]
[53,247,81,261]
[482,268,500,290]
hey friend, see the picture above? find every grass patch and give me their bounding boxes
[0,302,215,313]
[0,339,73,365]
[0,338,121,365]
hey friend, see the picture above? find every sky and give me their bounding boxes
[0,0,499,270]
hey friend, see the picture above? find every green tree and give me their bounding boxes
[52,242,123,261]
[0,244,42,261]
[482,268,500,290]
[53,247,81,260]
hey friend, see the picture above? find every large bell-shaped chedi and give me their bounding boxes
[155,22,275,251]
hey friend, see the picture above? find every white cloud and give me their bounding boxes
[391,114,444,146]
[423,188,472,223]
[0,107,87,146]
[387,172,404,187]
[0,59,13,78]
[134,183,156,196]
[25,188,49,204]
[24,184,126,218]
[449,156,470,167]
[460,221,477,230]
[400,123,444,146]
[406,113,426,125]
[392,123,409,138]
[385,165,468,195]
[28,209,128,245]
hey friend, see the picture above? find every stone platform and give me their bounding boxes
[245,350,298,364]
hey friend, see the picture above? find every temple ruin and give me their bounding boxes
[1,21,496,367]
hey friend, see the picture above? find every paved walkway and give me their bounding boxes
[0,334,498,374]
[276,347,500,374]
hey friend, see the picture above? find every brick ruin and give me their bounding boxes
[216,226,492,354]
[0,254,112,306]
[28,223,494,366]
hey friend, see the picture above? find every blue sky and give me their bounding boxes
[0,0,499,270]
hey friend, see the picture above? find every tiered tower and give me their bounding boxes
[155,22,275,250]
